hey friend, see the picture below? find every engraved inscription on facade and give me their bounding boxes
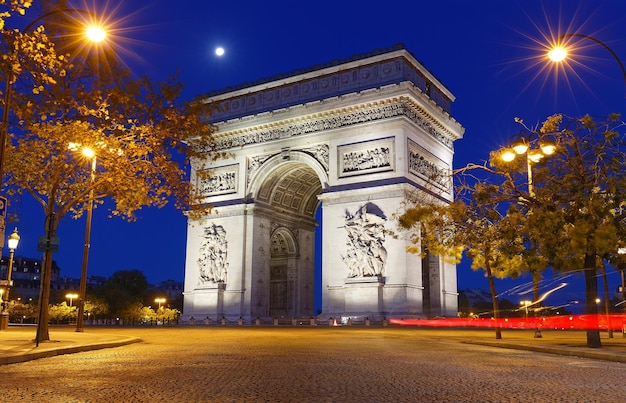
[197,224,229,284]
[408,139,451,193]
[338,137,394,177]
[342,203,387,278]
[197,165,238,197]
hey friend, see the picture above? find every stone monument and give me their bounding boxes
[182,44,464,322]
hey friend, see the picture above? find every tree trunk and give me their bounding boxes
[600,261,612,338]
[583,252,601,348]
[485,259,501,339]
[35,209,57,344]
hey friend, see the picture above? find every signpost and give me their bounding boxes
[0,195,6,248]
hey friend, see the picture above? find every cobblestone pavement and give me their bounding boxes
[0,327,624,402]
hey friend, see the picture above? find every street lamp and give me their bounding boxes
[618,248,626,318]
[69,145,97,333]
[547,33,626,97]
[520,300,532,320]
[155,298,166,310]
[0,228,20,330]
[500,133,556,339]
[66,293,79,307]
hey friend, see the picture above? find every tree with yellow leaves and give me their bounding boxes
[1,1,220,342]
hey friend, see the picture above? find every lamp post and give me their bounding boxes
[499,132,556,339]
[66,293,78,307]
[547,33,626,96]
[155,298,166,310]
[0,228,19,330]
[520,300,532,321]
[549,34,626,337]
[74,146,96,333]
[619,248,626,337]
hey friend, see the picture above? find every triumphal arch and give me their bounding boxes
[182,45,464,322]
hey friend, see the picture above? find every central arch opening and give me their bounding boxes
[254,161,323,318]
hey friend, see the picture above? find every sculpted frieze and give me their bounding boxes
[197,165,238,197]
[408,139,451,193]
[214,99,454,152]
[338,137,394,177]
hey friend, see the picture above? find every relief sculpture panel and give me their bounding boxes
[342,203,388,278]
[197,223,229,284]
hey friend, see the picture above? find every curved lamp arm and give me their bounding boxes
[559,33,626,97]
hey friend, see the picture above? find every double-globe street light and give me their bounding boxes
[498,132,556,338]
[0,228,19,330]
[499,133,556,198]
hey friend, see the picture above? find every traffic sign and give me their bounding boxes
[38,236,60,252]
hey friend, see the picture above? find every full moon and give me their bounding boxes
[215,47,225,56]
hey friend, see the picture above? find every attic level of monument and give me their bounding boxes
[206,45,457,123]
[183,46,464,322]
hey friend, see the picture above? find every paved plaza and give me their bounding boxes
[0,326,625,402]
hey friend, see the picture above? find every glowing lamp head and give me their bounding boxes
[540,141,556,156]
[86,25,107,43]
[7,228,19,250]
[528,150,544,163]
[512,137,529,155]
[548,46,567,62]
[500,148,516,162]
[82,147,95,159]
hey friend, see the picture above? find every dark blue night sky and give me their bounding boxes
[9,0,626,310]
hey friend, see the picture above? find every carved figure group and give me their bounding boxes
[197,224,228,283]
[342,147,391,173]
[342,204,387,278]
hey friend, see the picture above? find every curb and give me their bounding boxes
[464,341,626,364]
[0,337,142,365]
